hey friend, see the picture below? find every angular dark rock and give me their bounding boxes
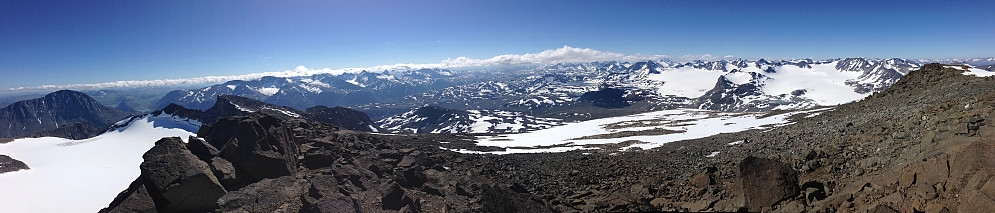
[381,182,414,210]
[209,157,239,188]
[185,136,219,162]
[300,142,338,169]
[139,137,227,212]
[99,179,157,213]
[200,113,299,182]
[739,157,799,212]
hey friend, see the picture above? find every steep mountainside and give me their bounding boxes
[114,99,139,113]
[0,90,129,138]
[20,122,104,140]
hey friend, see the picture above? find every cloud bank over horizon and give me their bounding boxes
[6,46,728,91]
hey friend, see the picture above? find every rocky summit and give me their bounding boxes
[95,63,995,212]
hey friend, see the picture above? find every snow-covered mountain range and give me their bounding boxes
[917,57,995,66]
[145,57,951,133]
[151,68,476,111]
[391,57,923,114]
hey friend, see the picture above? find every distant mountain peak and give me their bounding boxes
[0,90,129,138]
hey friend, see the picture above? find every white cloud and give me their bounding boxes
[668,54,739,62]
[4,64,437,91]
[440,45,670,67]
[5,46,726,91]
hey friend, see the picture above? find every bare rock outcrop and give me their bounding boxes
[0,154,29,174]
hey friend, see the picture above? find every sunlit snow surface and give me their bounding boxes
[761,62,864,105]
[946,65,995,77]
[635,61,871,106]
[0,115,199,213]
[464,108,829,154]
[645,66,726,98]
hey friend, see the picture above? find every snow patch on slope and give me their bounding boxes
[947,66,995,77]
[466,108,825,154]
[258,87,280,96]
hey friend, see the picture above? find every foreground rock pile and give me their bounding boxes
[101,63,994,212]
[102,113,548,212]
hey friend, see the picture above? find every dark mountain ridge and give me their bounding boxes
[0,90,129,139]
[151,68,466,111]
[154,94,378,132]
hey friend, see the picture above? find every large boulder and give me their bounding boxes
[739,157,799,212]
[199,113,300,183]
[138,137,227,212]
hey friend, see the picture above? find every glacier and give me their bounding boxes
[0,114,199,213]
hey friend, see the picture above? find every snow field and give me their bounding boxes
[0,115,199,213]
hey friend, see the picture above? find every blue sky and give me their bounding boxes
[1,0,993,88]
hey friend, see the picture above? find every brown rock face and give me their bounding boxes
[739,156,799,211]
